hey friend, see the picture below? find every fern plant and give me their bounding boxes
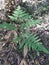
[0,5,48,56]
[8,5,49,56]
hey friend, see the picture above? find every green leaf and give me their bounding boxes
[0,22,16,30]
[19,33,49,55]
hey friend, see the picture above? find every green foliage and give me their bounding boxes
[8,5,49,55]
[19,33,49,55]
[9,6,31,22]
[9,6,42,26]
[0,22,16,30]
[0,5,48,56]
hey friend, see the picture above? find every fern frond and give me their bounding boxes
[9,5,42,26]
[19,33,49,55]
[9,6,31,21]
[0,22,16,30]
